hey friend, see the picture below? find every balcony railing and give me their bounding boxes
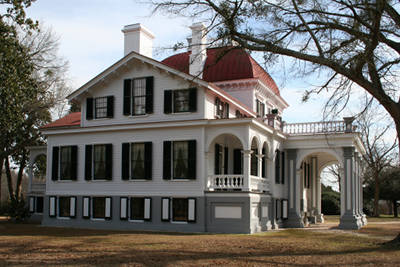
[207,174,269,192]
[283,118,355,135]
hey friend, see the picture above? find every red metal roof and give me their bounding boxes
[162,47,280,95]
[41,112,81,129]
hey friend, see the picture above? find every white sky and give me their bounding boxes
[25,0,343,123]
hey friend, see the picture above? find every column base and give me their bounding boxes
[316,214,324,223]
[285,212,305,228]
[309,215,317,224]
[339,214,362,230]
[361,214,367,226]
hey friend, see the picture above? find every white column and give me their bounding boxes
[286,149,303,227]
[243,150,252,191]
[204,151,212,190]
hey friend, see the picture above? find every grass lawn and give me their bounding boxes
[0,219,399,266]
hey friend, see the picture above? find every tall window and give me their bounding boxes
[251,148,258,176]
[172,198,188,222]
[94,145,107,180]
[215,98,229,119]
[60,147,72,180]
[256,99,265,118]
[131,143,145,179]
[163,140,196,180]
[173,141,189,179]
[123,77,153,116]
[133,78,146,115]
[95,97,108,118]
[58,197,71,217]
[93,197,106,219]
[174,90,190,112]
[52,146,77,181]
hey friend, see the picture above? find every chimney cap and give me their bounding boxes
[190,22,206,31]
[122,23,155,39]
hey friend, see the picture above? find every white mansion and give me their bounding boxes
[27,23,367,233]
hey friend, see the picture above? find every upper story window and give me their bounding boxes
[163,140,196,180]
[123,76,154,116]
[256,99,265,118]
[215,98,229,119]
[86,96,114,120]
[85,144,113,181]
[275,149,285,184]
[52,146,78,181]
[164,88,197,114]
[121,142,152,180]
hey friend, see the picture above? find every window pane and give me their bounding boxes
[251,148,258,176]
[60,147,71,180]
[130,197,145,220]
[173,141,188,179]
[59,197,70,217]
[95,97,108,118]
[172,198,188,222]
[93,197,105,218]
[131,143,145,179]
[94,145,106,179]
[36,197,44,213]
[133,78,146,115]
[174,90,189,112]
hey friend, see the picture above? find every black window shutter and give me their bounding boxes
[144,142,152,180]
[105,144,113,180]
[214,144,220,175]
[275,150,280,184]
[225,103,229,118]
[233,149,242,174]
[163,141,171,179]
[123,79,132,115]
[70,146,78,181]
[107,96,114,118]
[256,100,260,116]
[52,147,59,181]
[85,145,92,180]
[224,147,229,175]
[188,88,197,112]
[262,148,266,178]
[121,143,130,180]
[86,98,93,120]
[145,77,154,114]
[188,140,196,179]
[281,151,285,184]
[164,90,172,114]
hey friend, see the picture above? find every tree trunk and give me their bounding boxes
[394,199,399,218]
[0,157,3,204]
[373,171,380,217]
[15,153,26,202]
[4,157,15,202]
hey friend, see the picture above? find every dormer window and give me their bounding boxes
[86,96,114,120]
[164,88,197,114]
[215,97,229,119]
[123,77,154,116]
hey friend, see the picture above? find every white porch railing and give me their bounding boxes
[30,182,46,193]
[283,121,347,135]
[250,176,269,192]
[208,175,244,190]
[207,175,269,192]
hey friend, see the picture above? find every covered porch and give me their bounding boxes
[283,119,367,230]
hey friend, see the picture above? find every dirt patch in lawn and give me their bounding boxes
[0,222,399,266]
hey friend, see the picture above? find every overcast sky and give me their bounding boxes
[25,0,339,123]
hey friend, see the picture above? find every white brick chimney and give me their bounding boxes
[122,23,155,58]
[189,22,207,78]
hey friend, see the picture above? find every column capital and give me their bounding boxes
[343,147,355,158]
[243,150,253,155]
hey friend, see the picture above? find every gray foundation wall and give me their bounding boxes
[42,193,273,234]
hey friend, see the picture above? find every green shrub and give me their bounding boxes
[4,197,30,221]
[322,191,340,215]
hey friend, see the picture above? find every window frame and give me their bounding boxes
[172,198,189,222]
[173,89,190,113]
[132,78,147,116]
[172,141,189,180]
[91,196,112,220]
[60,146,72,180]
[93,144,107,180]
[94,96,108,119]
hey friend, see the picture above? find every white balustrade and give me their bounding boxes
[250,176,270,192]
[283,121,348,135]
[207,174,269,192]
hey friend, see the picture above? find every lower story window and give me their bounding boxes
[130,197,145,220]
[93,197,106,219]
[58,197,71,217]
[172,198,188,222]
[36,197,44,213]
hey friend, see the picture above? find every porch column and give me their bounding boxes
[204,151,212,190]
[243,150,252,191]
[316,174,324,223]
[358,154,367,225]
[310,157,318,223]
[286,149,304,228]
[27,162,33,193]
[339,147,362,230]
